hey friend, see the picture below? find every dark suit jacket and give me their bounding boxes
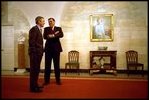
[28,25,43,55]
[43,26,64,52]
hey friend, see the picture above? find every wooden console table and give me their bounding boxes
[89,51,117,75]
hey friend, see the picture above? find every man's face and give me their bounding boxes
[48,19,55,27]
[39,18,45,27]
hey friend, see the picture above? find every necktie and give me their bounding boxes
[40,29,42,33]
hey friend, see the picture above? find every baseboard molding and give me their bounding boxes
[14,67,30,72]
[14,67,148,74]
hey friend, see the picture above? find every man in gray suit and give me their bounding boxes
[28,16,45,92]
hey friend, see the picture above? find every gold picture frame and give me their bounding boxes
[90,14,114,42]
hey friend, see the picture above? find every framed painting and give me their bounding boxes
[90,14,114,42]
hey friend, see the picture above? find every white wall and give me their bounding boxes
[2,1,148,71]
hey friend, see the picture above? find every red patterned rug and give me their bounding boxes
[1,76,148,99]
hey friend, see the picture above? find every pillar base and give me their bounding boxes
[15,68,26,74]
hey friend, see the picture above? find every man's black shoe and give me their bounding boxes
[56,81,62,85]
[37,85,44,88]
[30,87,43,93]
[43,82,50,86]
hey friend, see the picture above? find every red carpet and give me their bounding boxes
[1,76,148,99]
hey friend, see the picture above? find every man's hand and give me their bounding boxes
[48,34,55,38]
[55,31,59,34]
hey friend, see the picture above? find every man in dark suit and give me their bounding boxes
[43,18,64,85]
[28,16,45,92]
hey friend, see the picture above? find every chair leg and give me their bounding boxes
[142,66,144,77]
[77,65,80,75]
[89,69,91,75]
[127,69,129,76]
[127,66,130,76]
[78,67,80,75]
[65,65,67,75]
[142,71,144,77]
